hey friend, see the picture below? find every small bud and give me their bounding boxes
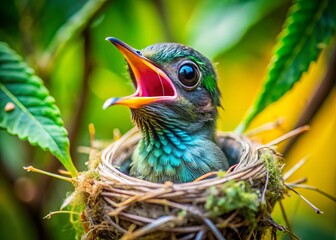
[4,102,15,112]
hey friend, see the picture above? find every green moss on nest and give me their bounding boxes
[205,180,260,220]
[63,168,103,240]
[259,148,285,208]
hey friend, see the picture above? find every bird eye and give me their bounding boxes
[178,62,200,89]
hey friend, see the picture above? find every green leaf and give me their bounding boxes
[237,0,336,133]
[0,42,78,177]
[187,0,285,59]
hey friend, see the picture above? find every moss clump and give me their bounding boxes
[205,180,260,220]
[259,148,285,208]
[62,169,102,240]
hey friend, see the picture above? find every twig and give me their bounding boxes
[283,156,310,180]
[108,218,127,233]
[118,212,154,224]
[58,169,72,176]
[121,224,137,240]
[122,216,177,240]
[108,205,129,217]
[203,218,226,240]
[113,188,171,208]
[289,184,336,202]
[43,210,80,219]
[173,226,204,233]
[217,211,238,229]
[195,229,206,240]
[245,118,285,137]
[246,222,257,240]
[226,164,238,173]
[286,185,323,214]
[285,177,307,186]
[261,171,269,204]
[279,201,293,240]
[193,171,218,182]
[24,166,74,183]
[182,233,198,240]
[268,215,299,240]
[264,126,310,147]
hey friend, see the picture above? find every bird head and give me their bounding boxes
[103,37,221,133]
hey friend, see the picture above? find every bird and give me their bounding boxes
[103,37,229,183]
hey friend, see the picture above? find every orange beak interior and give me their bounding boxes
[103,37,177,109]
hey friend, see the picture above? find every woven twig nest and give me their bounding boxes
[81,127,286,240]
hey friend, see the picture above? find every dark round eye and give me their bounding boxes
[178,62,200,89]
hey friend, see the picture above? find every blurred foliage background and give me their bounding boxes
[0,0,335,239]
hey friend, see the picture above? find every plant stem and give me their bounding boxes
[44,210,80,219]
[263,125,310,147]
[279,201,293,240]
[38,0,109,76]
[23,166,74,183]
[153,0,175,42]
[283,47,336,156]
[68,28,93,159]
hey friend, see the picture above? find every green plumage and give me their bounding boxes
[128,43,229,183]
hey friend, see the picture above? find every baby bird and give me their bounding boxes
[103,38,229,183]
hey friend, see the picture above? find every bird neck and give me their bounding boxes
[130,107,217,182]
[136,111,197,155]
[133,107,215,147]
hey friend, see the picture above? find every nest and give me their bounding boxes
[81,127,287,240]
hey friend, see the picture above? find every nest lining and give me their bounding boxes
[81,128,286,240]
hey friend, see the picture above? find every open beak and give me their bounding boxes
[103,37,177,109]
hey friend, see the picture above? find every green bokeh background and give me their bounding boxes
[0,0,335,239]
